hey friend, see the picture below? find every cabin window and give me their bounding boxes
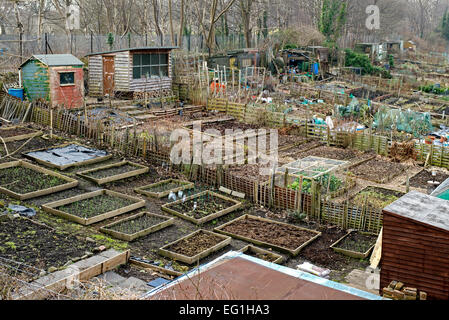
[132,53,169,79]
[60,72,75,85]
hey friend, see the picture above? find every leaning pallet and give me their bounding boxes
[134,179,194,198]
[76,161,149,185]
[214,214,321,256]
[0,125,43,143]
[158,229,231,265]
[161,190,242,225]
[42,189,145,225]
[100,212,175,241]
[0,160,78,200]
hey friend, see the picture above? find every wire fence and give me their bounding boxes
[0,32,261,73]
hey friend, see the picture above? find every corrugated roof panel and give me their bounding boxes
[20,54,84,68]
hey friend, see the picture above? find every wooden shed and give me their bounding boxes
[19,54,84,109]
[86,46,176,97]
[381,191,449,300]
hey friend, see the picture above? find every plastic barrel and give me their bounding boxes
[8,88,24,101]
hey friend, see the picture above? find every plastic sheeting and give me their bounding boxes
[26,144,109,167]
[373,106,433,137]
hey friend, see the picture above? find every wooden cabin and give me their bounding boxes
[381,191,449,300]
[19,54,84,109]
[86,47,176,97]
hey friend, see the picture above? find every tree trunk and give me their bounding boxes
[178,0,185,47]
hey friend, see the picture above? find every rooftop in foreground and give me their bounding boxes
[144,251,383,300]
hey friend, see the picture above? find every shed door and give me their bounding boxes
[103,56,115,96]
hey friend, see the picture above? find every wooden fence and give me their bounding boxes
[0,91,427,235]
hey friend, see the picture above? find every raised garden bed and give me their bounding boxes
[350,158,405,183]
[100,212,175,241]
[407,169,449,189]
[76,161,149,185]
[23,142,112,170]
[330,230,377,259]
[134,179,194,198]
[0,160,78,200]
[0,125,42,142]
[42,189,145,225]
[214,214,321,256]
[158,229,231,265]
[351,186,405,210]
[161,190,242,225]
[239,245,284,264]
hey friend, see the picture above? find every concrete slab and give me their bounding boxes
[344,269,379,295]
[96,271,127,285]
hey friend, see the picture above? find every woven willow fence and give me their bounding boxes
[2,91,435,234]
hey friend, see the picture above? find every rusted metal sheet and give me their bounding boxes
[88,55,103,96]
[381,192,449,300]
[49,66,84,109]
[151,257,367,300]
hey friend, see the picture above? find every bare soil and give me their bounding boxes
[243,248,279,263]
[220,216,318,250]
[0,126,35,138]
[165,231,225,257]
[84,163,142,179]
[350,158,406,183]
[335,232,376,253]
[0,217,95,270]
[408,169,449,188]
[190,120,263,135]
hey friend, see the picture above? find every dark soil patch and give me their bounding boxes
[166,231,225,257]
[352,186,405,209]
[297,146,359,161]
[167,193,235,220]
[115,264,159,283]
[84,163,141,179]
[105,214,168,235]
[350,88,387,100]
[0,126,35,138]
[190,120,263,135]
[143,181,188,193]
[0,217,95,270]
[0,166,67,194]
[351,158,405,183]
[409,169,449,188]
[227,163,272,182]
[335,232,376,253]
[297,225,352,268]
[4,136,65,160]
[220,216,318,250]
[243,248,279,262]
[56,194,136,219]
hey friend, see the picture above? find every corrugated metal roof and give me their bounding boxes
[20,54,84,68]
[384,191,449,232]
[85,46,178,57]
